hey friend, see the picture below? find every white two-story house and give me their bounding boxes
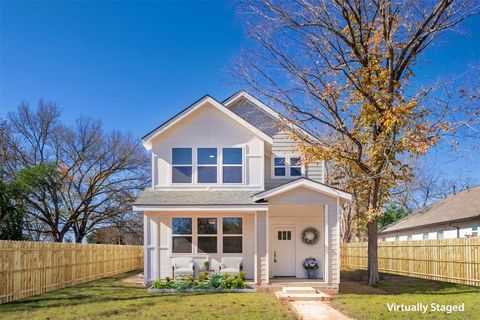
[133,91,351,291]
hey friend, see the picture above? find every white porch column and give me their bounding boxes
[254,211,258,284]
[265,210,270,284]
[324,204,329,284]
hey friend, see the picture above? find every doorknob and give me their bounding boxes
[274,251,277,263]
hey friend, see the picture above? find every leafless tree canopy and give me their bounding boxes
[2,101,149,242]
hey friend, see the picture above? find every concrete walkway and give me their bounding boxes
[291,301,352,320]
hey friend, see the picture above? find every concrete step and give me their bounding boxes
[282,286,316,295]
[275,291,331,301]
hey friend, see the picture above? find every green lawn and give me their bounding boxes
[330,270,480,320]
[0,270,295,320]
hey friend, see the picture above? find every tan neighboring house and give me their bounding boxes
[380,186,480,241]
[133,91,351,290]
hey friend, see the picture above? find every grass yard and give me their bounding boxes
[0,270,295,320]
[330,270,480,320]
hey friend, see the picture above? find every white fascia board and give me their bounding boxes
[253,178,352,201]
[142,96,273,150]
[223,91,320,143]
[132,205,268,212]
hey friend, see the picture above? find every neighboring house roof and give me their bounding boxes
[380,186,480,234]
[133,189,263,206]
[253,177,352,202]
[142,95,273,150]
[223,90,320,142]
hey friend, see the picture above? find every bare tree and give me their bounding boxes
[5,101,149,242]
[234,0,478,285]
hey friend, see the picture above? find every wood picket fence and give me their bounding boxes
[0,240,144,304]
[341,237,480,287]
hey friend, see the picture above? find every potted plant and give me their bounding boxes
[303,257,320,279]
[203,260,210,271]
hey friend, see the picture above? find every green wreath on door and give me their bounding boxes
[301,227,320,245]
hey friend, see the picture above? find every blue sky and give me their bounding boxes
[1,1,479,181]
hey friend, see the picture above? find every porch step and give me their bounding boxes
[282,287,316,295]
[276,287,331,301]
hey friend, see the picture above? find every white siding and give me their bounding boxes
[382,219,480,242]
[149,102,265,189]
[144,212,256,283]
[265,187,341,288]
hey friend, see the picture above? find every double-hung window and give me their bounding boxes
[172,218,192,253]
[273,157,286,176]
[172,148,192,183]
[222,148,243,183]
[273,156,302,178]
[197,148,217,183]
[472,223,478,237]
[197,218,217,253]
[290,157,302,176]
[222,217,242,253]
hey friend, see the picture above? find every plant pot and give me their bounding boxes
[306,268,318,279]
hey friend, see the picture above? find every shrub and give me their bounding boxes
[220,273,247,289]
[209,273,224,289]
[152,272,248,290]
[151,279,175,289]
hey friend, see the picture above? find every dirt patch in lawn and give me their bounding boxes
[339,281,386,295]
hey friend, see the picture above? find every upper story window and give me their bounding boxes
[171,147,243,185]
[273,156,303,178]
[172,148,192,183]
[274,157,286,176]
[290,157,302,176]
[222,148,243,183]
[197,148,217,183]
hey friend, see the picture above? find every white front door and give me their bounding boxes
[272,227,296,276]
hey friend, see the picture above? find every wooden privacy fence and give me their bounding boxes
[341,237,480,287]
[0,241,143,304]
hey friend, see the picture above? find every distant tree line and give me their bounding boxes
[0,101,149,243]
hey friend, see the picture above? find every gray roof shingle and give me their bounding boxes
[134,189,263,206]
[380,186,480,234]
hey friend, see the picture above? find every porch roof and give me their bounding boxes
[253,178,352,202]
[134,189,263,206]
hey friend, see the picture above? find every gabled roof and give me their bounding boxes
[380,186,480,234]
[253,177,352,202]
[142,95,273,150]
[223,90,320,142]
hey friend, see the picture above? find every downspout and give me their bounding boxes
[449,222,461,238]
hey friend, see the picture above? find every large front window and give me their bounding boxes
[197,218,217,253]
[172,218,192,253]
[222,217,242,253]
[171,217,243,255]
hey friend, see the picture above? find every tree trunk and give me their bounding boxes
[367,177,381,285]
[367,221,379,285]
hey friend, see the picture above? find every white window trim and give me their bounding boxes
[171,217,194,254]
[171,146,245,186]
[271,154,304,179]
[172,147,194,185]
[170,215,244,257]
